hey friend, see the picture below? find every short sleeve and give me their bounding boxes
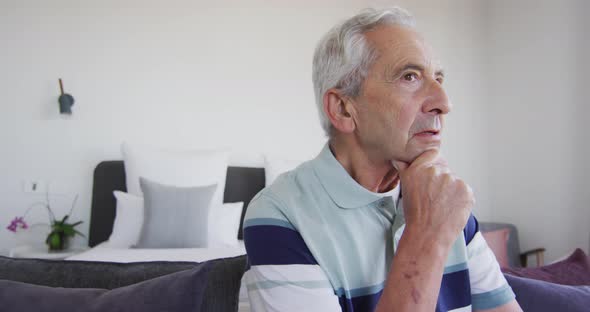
[466,216,516,310]
[243,192,341,312]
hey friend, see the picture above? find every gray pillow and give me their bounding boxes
[0,263,212,312]
[0,255,247,312]
[138,177,217,248]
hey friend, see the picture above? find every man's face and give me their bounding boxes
[351,25,450,164]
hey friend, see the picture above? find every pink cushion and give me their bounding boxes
[482,228,511,268]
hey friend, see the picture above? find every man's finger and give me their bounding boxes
[407,149,440,170]
[432,152,448,167]
[391,160,409,173]
[393,149,442,175]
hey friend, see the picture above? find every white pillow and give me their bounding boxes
[264,155,302,186]
[121,142,229,208]
[108,191,144,248]
[208,202,244,247]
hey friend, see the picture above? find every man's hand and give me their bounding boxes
[392,149,474,248]
[376,150,476,312]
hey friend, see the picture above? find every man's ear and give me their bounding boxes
[323,89,356,134]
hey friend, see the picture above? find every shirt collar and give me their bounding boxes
[311,143,397,209]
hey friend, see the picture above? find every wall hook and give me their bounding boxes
[58,78,75,114]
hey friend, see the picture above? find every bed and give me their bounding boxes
[69,160,265,263]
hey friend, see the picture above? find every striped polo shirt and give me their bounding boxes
[243,144,515,311]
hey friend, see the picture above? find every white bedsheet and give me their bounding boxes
[66,241,246,262]
[65,241,250,312]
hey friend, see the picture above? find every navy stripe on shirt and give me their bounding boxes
[463,214,479,245]
[336,269,472,312]
[436,269,472,311]
[244,225,318,265]
[338,290,382,312]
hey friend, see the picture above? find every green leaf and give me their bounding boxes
[70,221,83,227]
[74,229,86,238]
[63,226,75,236]
[61,215,69,223]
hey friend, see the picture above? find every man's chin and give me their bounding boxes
[402,146,441,164]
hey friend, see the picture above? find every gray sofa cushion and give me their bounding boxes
[0,255,247,312]
[0,263,211,312]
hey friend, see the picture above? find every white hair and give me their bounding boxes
[312,7,416,136]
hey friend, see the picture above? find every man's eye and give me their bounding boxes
[436,77,444,84]
[403,73,418,82]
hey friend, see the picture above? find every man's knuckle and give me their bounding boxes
[422,166,436,177]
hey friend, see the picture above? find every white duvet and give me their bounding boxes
[66,241,246,262]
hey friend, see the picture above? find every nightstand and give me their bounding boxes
[9,245,87,260]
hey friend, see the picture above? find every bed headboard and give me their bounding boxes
[88,161,266,247]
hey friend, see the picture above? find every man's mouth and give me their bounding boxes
[409,117,443,140]
[414,129,440,136]
[412,129,442,144]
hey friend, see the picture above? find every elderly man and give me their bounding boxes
[243,7,522,312]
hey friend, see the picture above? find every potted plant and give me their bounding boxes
[45,214,84,251]
[6,193,84,251]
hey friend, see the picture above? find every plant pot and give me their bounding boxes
[46,231,70,251]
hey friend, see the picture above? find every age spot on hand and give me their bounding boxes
[411,288,421,304]
[403,270,420,279]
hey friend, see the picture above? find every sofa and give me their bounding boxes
[0,254,247,312]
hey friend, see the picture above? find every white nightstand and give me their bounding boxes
[9,245,87,260]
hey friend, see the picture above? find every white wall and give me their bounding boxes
[578,0,590,254]
[486,0,589,261]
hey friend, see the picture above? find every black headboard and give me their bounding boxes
[88,161,265,247]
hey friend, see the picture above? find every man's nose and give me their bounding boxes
[422,78,451,115]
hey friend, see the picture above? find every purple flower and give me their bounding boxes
[6,217,28,233]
